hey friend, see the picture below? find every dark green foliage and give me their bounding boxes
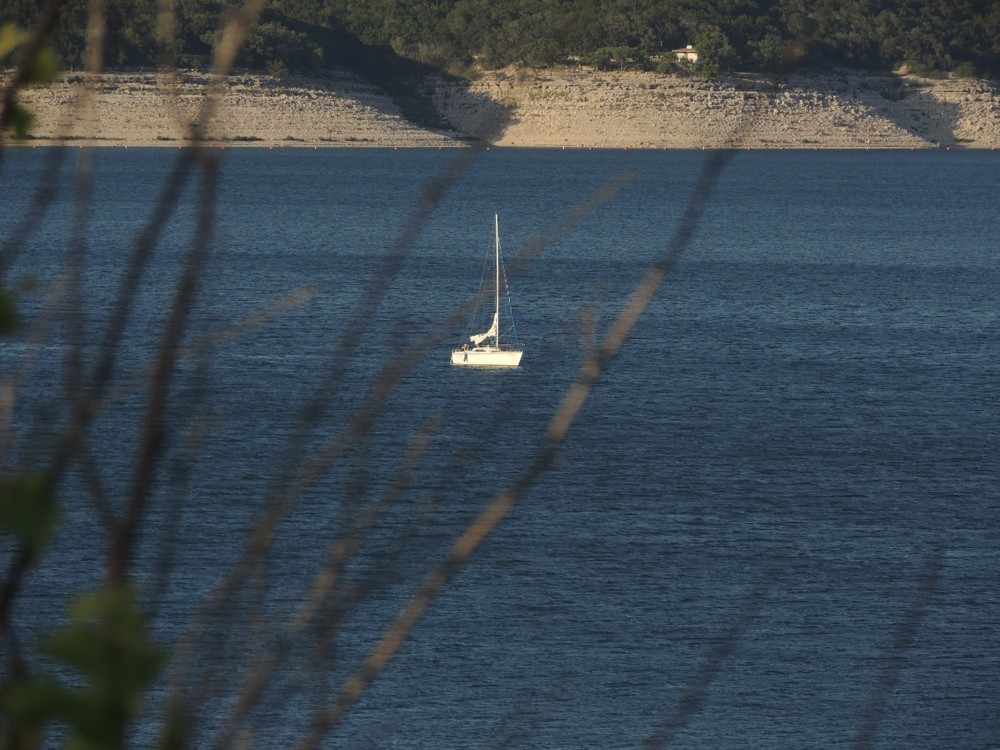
[0,469,163,749]
[244,20,324,76]
[694,26,739,77]
[0,288,18,334]
[2,587,165,750]
[0,472,59,561]
[582,46,650,71]
[2,0,997,77]
[1,21,60,140]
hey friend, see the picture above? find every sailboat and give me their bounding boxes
[451,214,524,367]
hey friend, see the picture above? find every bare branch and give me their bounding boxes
[110,152,220,585]
[852,546,943,750]
[643,571,779,749]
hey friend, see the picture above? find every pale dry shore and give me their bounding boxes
[7,67,1000,149]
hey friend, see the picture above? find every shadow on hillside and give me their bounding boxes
[861,76,963,147]
[735,69,964,148]
[806,71,965,148]
[276,14,513,143]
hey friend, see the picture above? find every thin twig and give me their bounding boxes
[0,146,68,279]
[851,546,943,750]
[110,151,219,585]
[170,165,633,740]
[294,148,734,748]
[643,571,779,749]
[211,421,440,750]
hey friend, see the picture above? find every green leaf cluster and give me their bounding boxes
[2,587,165,750]
[0,23,59,83]
[0,472,60,561]
[1,476,164,749]
[1,22,61,140]
[0,287,19,335]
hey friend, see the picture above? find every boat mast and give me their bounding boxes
[494,213,501,348]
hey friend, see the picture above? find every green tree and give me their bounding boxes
[6,0,1000,77]
[244,21,322,75]
[694,25,738,77]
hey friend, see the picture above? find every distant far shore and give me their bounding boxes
[7,67,1000,150]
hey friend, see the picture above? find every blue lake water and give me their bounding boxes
[2,146,999,748]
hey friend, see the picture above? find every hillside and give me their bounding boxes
[12,67,1000,149]
[432,67,1000,149]
[3,0,999,79]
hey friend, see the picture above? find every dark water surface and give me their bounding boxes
[2,147,998,748]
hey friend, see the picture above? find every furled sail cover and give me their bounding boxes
[470,311,499,346]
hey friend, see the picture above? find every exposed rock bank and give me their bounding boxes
[11,71,455,147]
[434,68,1000,149]
[8,67,1000,149]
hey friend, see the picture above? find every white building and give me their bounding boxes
[673,45,698,63]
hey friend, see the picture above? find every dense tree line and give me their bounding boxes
[3,0,999,78]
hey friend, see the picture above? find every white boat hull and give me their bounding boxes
[451,347,523,367]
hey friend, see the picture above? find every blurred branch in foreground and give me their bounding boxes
[3,1,945,748]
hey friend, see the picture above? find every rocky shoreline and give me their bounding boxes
[7,67,1000,149]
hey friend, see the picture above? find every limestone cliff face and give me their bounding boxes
[13,71,454,147]
[9,68,1000,149]
[430,69,1000,150]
